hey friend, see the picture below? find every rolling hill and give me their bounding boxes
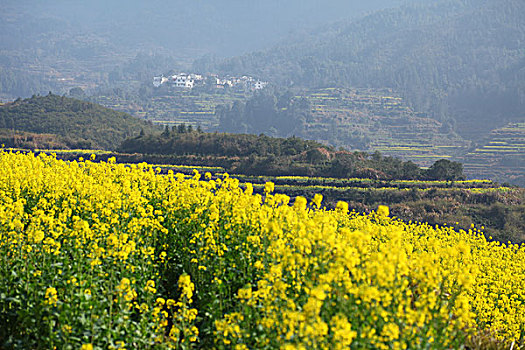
[0,93,158,150]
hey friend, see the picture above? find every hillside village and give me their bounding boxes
[153,73,268,91]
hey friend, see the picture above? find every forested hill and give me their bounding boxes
[118,129,466,181]
[204,0,525,141]
[0,94,158,150]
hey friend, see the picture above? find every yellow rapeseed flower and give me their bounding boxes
[44,287,58,306]
[377,205,390,217]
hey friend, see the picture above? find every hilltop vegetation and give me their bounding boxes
[0,94,158,150]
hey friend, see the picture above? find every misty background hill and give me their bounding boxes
[2,0,522,136]
[3,0,411,56]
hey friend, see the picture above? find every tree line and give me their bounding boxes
[119,129,466,181]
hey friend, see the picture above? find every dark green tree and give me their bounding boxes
[162,125,171,137]
[425,159,465,181]
[177,124,187,134]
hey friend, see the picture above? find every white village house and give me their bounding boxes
[153,73,204,89]
[153,73,267,91]
[153,76,168,88]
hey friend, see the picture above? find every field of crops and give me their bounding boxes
[1,151,524,349]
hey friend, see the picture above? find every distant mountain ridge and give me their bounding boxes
[3,0,411,57]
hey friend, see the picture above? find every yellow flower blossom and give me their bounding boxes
[145,280,156,294]
[377,204,389,217]
[45,287,58,306]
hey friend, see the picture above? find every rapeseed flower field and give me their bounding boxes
[0,151,523,349]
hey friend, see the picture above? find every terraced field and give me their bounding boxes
[92,88,469,168]
[146,91,246,129]
[461,122,525,186]
[303,87,470,167]
[89,95,147,119]
[92,90,246,130]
